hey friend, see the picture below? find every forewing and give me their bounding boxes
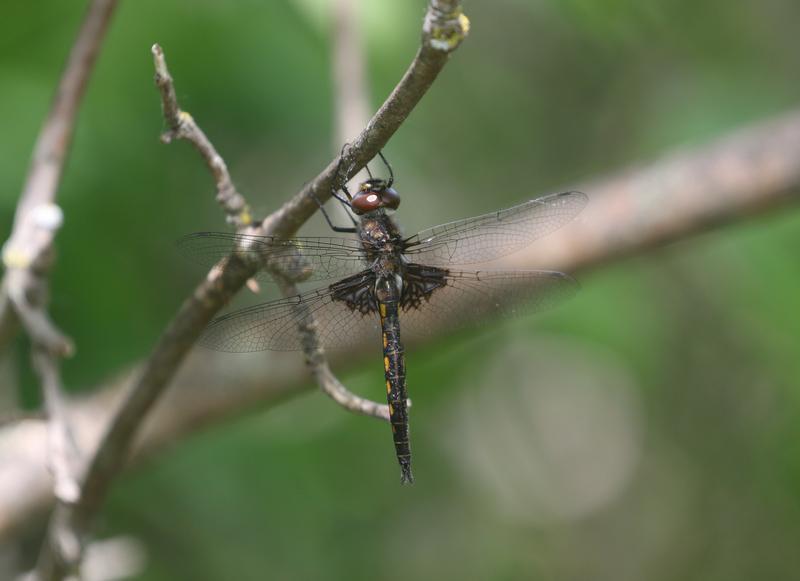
[403,191,588,266]
[177,232,368,282]
[398,269,579,341]
[199,274,382,353]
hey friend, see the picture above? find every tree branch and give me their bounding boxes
[30,2,469,579]
[34,349,81,505]
[0,1,120,579]
[4,105,800,545]
[0,0,118,355]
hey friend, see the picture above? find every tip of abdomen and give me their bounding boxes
[400,460,414,485]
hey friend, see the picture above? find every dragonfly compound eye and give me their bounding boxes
[351,191,383,214]
[381,187,400,210]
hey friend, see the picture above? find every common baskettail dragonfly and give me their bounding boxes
[179,157,587,484]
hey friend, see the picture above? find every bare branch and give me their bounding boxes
[5,254,72,358]
[31,2,468,578]
[4,105,800,544]
[33,350,81,505]
[0,0,118,355]
[316,365,392,421]
[0,1,120,579]
[29,349,83,581]
[151,44,253,229]
[34,254,254,580]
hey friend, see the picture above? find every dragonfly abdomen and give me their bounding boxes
[378,294,413,484]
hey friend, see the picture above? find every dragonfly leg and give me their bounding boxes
[378,150,394,188]
[321,143,359,232]
[311,190,358,233]
[333,143,355,200]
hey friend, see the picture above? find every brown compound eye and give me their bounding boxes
[380,187,400,210]
[351,190,383,214]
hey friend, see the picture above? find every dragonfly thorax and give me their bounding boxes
[359,215,404,259]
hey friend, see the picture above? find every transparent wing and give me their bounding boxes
[199,268,577,353]
[403,191,588,266]
[177,232,369,282]
[199,274,382,353]
[398,269,579,341]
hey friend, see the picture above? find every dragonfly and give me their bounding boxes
[179,155,587,484]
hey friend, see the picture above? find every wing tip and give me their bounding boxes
[555,190,589,208]
[175,231,233,254]
[547,269,581,291]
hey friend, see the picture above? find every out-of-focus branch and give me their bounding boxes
[0,410,46,427]
[36,41,261,579]
[3,105,800,543]
[0,1,119,579]
[151,44,253,229]
[31,3,469,579]
[0,0,118,355]
[33,350,81,505]
[513,109,800,273]
[322,0,390,419]
[333,0,371,146]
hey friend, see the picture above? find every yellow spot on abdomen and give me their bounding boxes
[383,334,388,348]
[386,380,392,394]
[379,303,387,317]
[384,356,390,371]
[388,404,394,416]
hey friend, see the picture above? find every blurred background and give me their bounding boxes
[3,0,800,579]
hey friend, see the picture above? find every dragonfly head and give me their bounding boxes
[351,178,400,215]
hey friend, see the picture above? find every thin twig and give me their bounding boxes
[276,278,390,421]
[6,104,800,544]
[32,2,469,579]
[151,44,253,229]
